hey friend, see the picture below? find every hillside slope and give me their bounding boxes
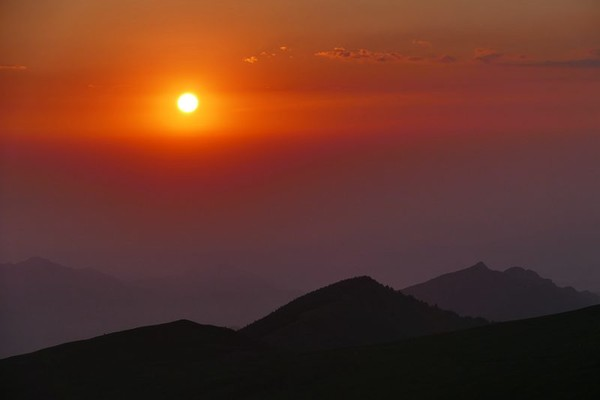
[241,276,486,350]
[2,305,599,399]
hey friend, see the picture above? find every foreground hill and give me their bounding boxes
[402,262,600,321]
[264,305,600,399]
[2,305,599,399]
[0,320,266,399]
[241,276,486,350]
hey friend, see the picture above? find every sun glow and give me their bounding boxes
[177,93,199,113]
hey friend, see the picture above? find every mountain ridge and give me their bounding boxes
[2,304,599,399]
[402,262,600,321]
[241,275,486,350]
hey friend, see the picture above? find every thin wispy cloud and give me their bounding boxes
[528,58,600,68]
[315,47,403,62]
[243,56,259,64]
[473,48,505,64]
[0,64,27,71]
[474,47,600,68]
[438,55,457,63]
[528,48,600,68]
[243,46,291,64]
[315,47,456,64]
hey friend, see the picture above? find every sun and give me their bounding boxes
[177,93,199,113]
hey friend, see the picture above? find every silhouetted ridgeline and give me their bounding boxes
[241,276,486,350]
[402,262,600,321]
[4,257,597,359]
[2,305,600,399]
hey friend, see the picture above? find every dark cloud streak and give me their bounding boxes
[474,47,600,68]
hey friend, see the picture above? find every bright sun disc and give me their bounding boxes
[177,93,199,113]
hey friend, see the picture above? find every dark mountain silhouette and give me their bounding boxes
[0,257,295,358]
[402,261,600,321]
[0,320,267,400]
[2,305,599,399]
[240,276,486,350]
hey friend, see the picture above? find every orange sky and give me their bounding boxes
[1,0,599,140]
[1,0,600,288]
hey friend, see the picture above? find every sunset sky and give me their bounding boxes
[1,0,599,290]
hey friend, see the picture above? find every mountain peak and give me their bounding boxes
[5,257,72,274]
[22,256,56,266]
[329,275,382,288]
[300,276,386,299]
[467,261,489,271]
[402,263,600,321]
[344,275,378,283]
[241,275,485,350]
[167,319,201,328]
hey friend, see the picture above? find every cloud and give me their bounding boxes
[473,48,504,64]
[438,55,457,63]
[315,47,405,62]
[526,58,600,68]
[243,56,259,64]
[243,45,291,64]
[536,48,600,68]
[528,47,600,68]
[474,47,600,68]
[473,48,535,65]
[412,39,432,48]
[0,64,27,71]
[315,47,456,65]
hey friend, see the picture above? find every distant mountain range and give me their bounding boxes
[0,257,295,358]
[241,276,486,350]
[2,303,599,399]
[402,262,600,321]
[2,257,598,358]
[0,257,166,358]
[137,263,297,329]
